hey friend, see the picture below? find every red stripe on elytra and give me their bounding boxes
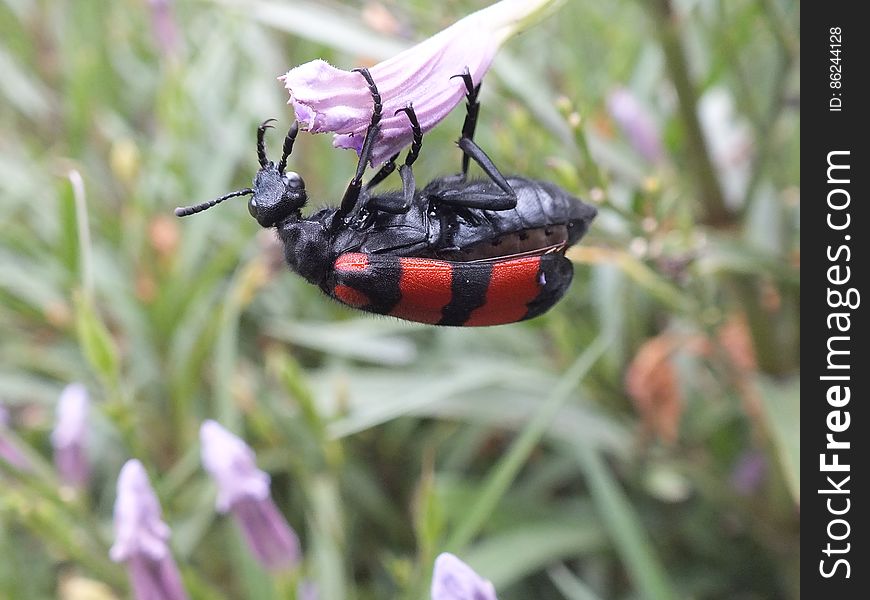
[389,258,454,325]
[334,252,369,272]
[465,256,542,326]
[333,284,370,308]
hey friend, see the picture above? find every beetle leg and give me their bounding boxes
[450,67,481,179]
[364,165,415,215]
[430,137,517,211]
[437,212,462,255]
[458,138,514,198]
[334,67,383,230]
[366,103,423,190]
[365,153,400,192]
[352,67,383,183]
[397,104,423,168]
[277,121,299,174]
[361,104,423,216]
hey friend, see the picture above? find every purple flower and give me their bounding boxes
[606,87,664,163]
[147,0,180,57]
[0,405,29,471]
[281,0,561,166]
[110,460,189,600]
[51,383,90,487]
[297,580,318,600]
[200,420,301,571]
[431,553,498,600]
[730,450,767,496]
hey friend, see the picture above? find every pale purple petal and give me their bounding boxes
[51,383,90,487]
[698,87,753,205]
[200,420,301,571]
[110,459,189,600]
[231,496,301,571]
[731,450,767,495]
[0,437,27,469]
[51,383,89,448]
[431,553,498,600]
[126,553,188,600]
[110,460,173,563]
[281,0,560,166]
[298,580,318,600]
[607,87,664,163]
[0,406,29,470]
[54,443,90,488]
[199,420,270,512]
[147,0,180,57]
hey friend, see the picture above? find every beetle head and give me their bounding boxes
[247,163,307,228]
[174,119,306,226]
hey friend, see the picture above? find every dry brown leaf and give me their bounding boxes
[362,2,403,36]
[148,214,180,257]
[627,315,760,445]
[717,314,757,373]
[625,333,686,445]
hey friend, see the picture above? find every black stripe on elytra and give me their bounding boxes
[438,262,492,326]
[522,254,574,321]
[335,255,402,315]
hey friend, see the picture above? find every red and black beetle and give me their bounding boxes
[176,69,597,326]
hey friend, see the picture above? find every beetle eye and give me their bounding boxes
[285,171,305,190]
[248,198,258,219]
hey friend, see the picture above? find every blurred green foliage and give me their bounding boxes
[1,0,799,599]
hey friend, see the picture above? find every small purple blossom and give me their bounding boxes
[147,0,180,57]
[110,460,189,600]
[0,405,29,470]
[51,383,90,487]
[297,579,318,600]
[606,87,664,163]
[281,0,560,166]
[431,553,498,600]
[200,420,301,571]
[730,450,767,496]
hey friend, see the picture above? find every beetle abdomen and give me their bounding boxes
[328,251,574,326]
[445,177,596,257]
[438,224,570,262]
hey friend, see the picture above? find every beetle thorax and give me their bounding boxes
[275,217,333,286]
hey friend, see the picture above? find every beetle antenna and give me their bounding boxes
[257,119,277,168]
[277,121,299,174]
[174,188,255,217]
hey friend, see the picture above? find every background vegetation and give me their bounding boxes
[1,0,799,598]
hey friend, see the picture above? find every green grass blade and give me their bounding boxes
[446,334,611,552]
[574,444,677,600]
[547,563,605,600]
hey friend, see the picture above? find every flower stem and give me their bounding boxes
[648,0,732,227]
